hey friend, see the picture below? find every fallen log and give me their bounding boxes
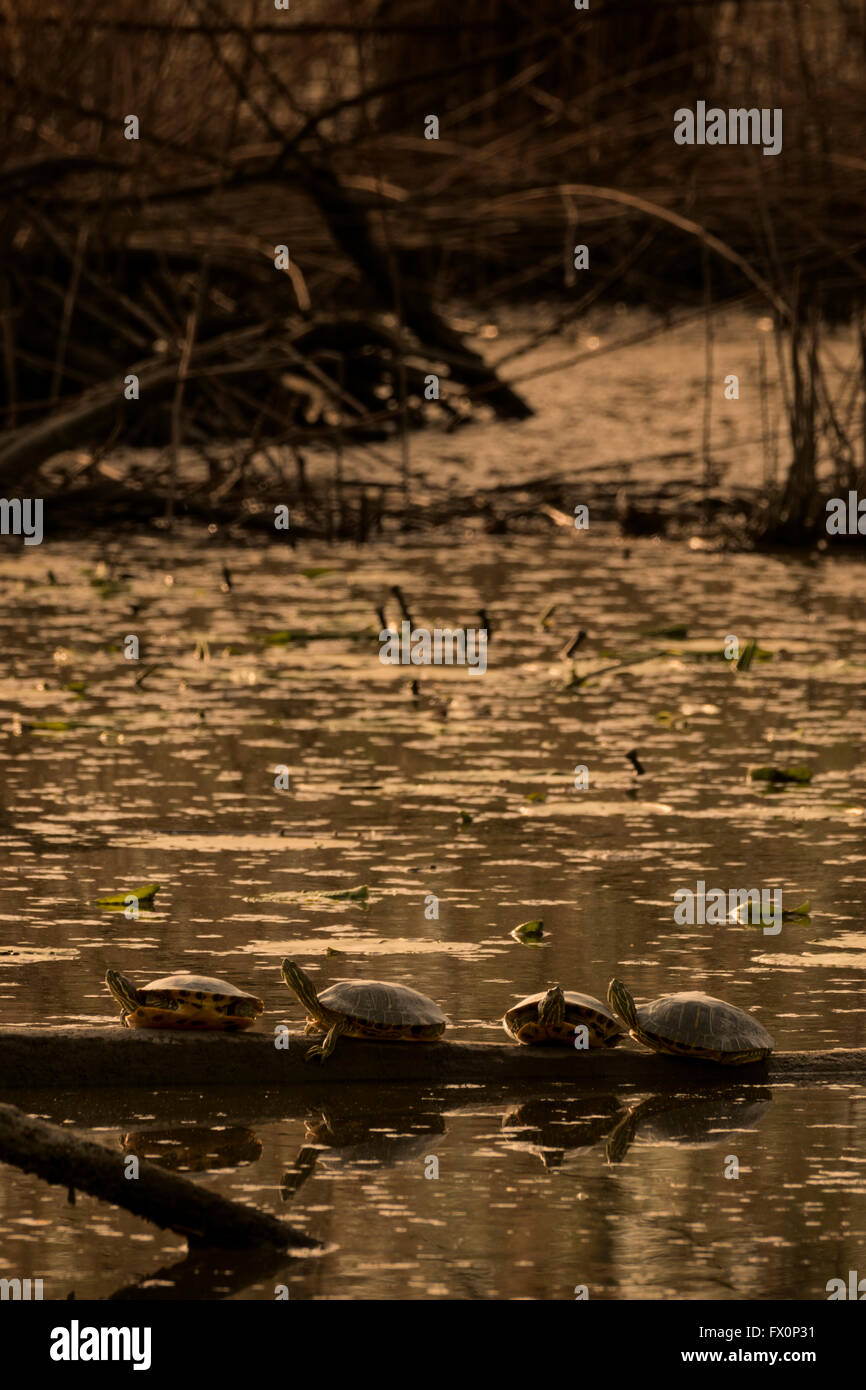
[0,1102,320,1251]
[293,157,534,420]
[0,1027,864,1090]
[0,323,271,490]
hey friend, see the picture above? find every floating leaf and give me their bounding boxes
[300,567,335,580]
[749,766,813,784]
[89,578,129,599]
[258,884,370,906]
[511,919,544,943]
[783,900,811,919]
[525,791,547,803]
[654,709,688,728]
[324,884,369,902]
[96,882,160,905]
[736,638,758,672]
[26,719,74,732]
[459,810,474,825]
[728,901,780,925]
[251,628,362,646]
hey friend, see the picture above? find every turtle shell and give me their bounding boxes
[635,992,774,1061]
[118,973,263,1030]
[318,979,446,1037]
[504,990,623,1046]
[138,973,257,1004]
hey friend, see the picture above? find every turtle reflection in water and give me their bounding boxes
[120,1125,263,1173]
[281,1109,446,1199]
[605,1090,773,1164]
[105,970,264,1031]
[501,1095,625,1169]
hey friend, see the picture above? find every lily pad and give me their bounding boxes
[728,897,811,924]
[96,883,161,906]
[783,900,811,919]
[749,766,813,785]
[258,884,370,905]
[511,919,544,943]
[251,628,362,646]
[324,884,369,902]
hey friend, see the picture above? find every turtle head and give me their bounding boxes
[607,978,637,1030]
[105,969,140,1016]
[538,985,566,1026]
[281,959,323,1016]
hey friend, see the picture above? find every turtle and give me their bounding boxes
[502,984,624,1047]
[105,969,264,1031]
[280,958,447,1061]
[606,978,774,1065]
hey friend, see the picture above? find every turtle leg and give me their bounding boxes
[304,1019,346,1062]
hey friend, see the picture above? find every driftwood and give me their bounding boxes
[293,158,533,419]
[0,323,271,489]
[0,1027,864,1090]
[0,140,532,494]
[0,1101,319,1250]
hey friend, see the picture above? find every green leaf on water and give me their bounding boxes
[459,810,474,825]
[729,896,811,925]
[251,628,361,646]
[257,884,370,906]
[323,884,369,902]
[96,883,160,905]
[300,567,334,580]
[749,765,813,784]
[511,919,544,943]
[27,719,74,732]
[525,791,547,803]
[782,900,811,919]
[89,578,129,599]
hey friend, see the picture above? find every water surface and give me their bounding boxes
[0,523,864,1298]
